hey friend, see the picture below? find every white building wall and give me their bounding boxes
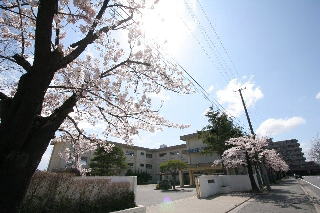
[197,174,258,198]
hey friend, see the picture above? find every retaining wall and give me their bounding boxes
[197,174,257,198]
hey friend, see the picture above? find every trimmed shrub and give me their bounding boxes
[19,171,135,213]
[125,169,152,184]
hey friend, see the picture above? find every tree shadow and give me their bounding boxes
[254,187,313,210]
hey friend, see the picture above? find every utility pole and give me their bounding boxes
[236,88,271,191]
[237,88,255,136]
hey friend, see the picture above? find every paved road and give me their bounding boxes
[233,178,316,213]
[301,176,320,199]
[136,184,196,207]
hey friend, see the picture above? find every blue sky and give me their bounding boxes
[38,0,320,170]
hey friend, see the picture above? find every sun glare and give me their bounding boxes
[141,0,197,56]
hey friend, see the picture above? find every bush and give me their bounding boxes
[158,180,171,190]
[19,171,135,213]
[125,169,152,184]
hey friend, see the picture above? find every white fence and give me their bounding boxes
[196,175,258,198]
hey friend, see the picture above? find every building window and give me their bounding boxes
[146,153,153,158]
[125,150,134,156]
[159,153,167,157]
[146,164,152,169]
[128,163,134,168]
[140,164,144,167]
[141,152,145,155]
[170,151,179,155]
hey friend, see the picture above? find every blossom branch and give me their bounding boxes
[100,59,150,78]
[58,12,133,70]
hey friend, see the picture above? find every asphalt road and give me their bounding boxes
[135,184,196,207]
[301,176,320,199]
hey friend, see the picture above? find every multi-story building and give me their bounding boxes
[47,141,189,183]
[180,132,223,185]
[269,139,307,173]
[48,131,224,184]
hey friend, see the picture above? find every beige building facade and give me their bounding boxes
[47,132,222,184]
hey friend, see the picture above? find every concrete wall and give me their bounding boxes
[197,174,258,198]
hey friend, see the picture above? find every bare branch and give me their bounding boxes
[106,4,137,10]
[0,6,36,20]
[57,11,88,20]
[0,3,28,10]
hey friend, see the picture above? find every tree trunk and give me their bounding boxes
[260,164,271,191]
[172,174,176,190]
[254,164,263,189]
[0,137,50,212]
[0,93,76,213]
[246,152,259,192]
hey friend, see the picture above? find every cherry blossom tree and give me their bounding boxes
[216,136,289,192]
[309,137,320,163]
[0,0,192,211]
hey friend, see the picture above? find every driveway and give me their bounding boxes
[136,184,196,207]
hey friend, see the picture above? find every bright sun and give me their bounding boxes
[140,0,197,56]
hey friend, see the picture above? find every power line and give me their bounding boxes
[183,0,235,82]
[195,0,240,79]
[114,6,247,132]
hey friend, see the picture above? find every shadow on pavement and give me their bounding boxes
[256,183,313,210]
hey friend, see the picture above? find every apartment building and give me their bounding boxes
[269,139,307,173]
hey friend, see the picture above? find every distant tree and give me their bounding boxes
[200,108,244,155]
[160,160,187,190]
[90,146,127,176]
[310,137,320,163]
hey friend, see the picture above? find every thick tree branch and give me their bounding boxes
[42,93,78,131]
[0,91,10,101]
[12,54,32,72]
[33,0,57,67]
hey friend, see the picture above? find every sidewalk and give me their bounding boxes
[231,178,316,213]
[146,178,316,213]
[146,193,251,213]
